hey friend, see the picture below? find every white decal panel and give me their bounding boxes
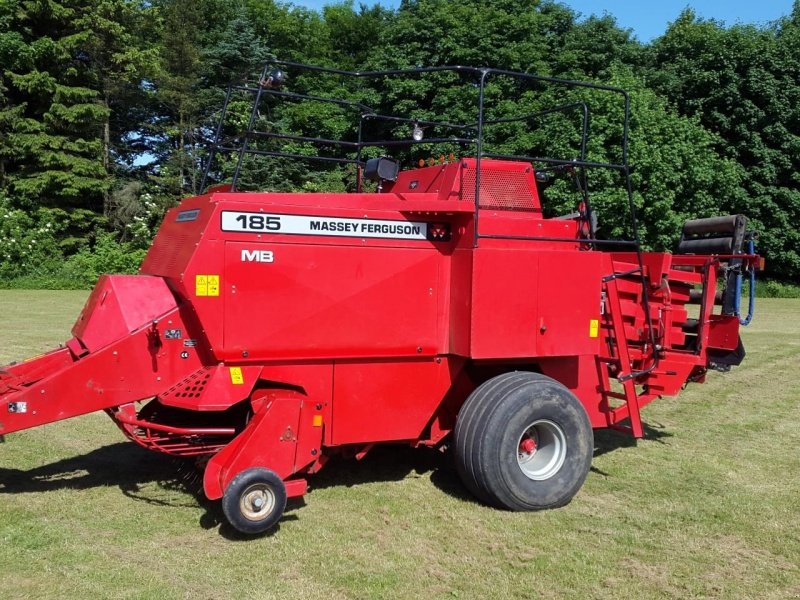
[221,211,430,240]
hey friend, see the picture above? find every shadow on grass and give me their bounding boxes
[313,445,477,504]
[594,422,672,457]
[0,441,244,537]
[0,440,476,527]
[0,423,674,536]
[590,422,673,475]
[0,441,209,506]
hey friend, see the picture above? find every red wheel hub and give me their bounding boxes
[519,438,537,455]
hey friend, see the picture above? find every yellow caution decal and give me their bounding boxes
[207,275,220,296]
[312,415,323,427]
[195,274,220,297]
[195,275,207,296]
[229,367,244,385]
[589,319,600,338]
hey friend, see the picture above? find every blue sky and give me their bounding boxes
[293,0,796,41]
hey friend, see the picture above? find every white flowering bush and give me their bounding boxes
[0,197,63,280]
[0,194,148,289]
[126,192,165,249]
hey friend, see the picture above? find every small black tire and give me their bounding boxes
[454,372,593,511]
[221,468,287,535]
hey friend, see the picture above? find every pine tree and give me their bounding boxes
[64,0,160,184]
[153,0,269,195]
[0,0,109,210]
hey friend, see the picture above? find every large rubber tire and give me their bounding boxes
[454,372,593,511]
[221,468,287,535]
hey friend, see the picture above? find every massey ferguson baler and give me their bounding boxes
[0,63,761,534]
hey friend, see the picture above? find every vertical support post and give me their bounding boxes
[356,113,366,193]
[696,261,718,355]
[473,69,489,248]
[199,85,234,194]
[231,65,271,192]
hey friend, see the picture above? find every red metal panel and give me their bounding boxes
[203,397,303,500]
[330,357,459,445]
[446,248,473,355]
[157,364,263,411]
[477,212,579,245]
[72,275,177,351]
[536,251,603,357]
[204,196,466,249]
[258,363,335,445]
[179,238,227,357]
[0,347,74,393]
[222,242,441,360]
[538,355,607,428]
[388,163,452,195]
[294,396,325,473]
[456,159,541,211]
[140,195,214,280]
[0,306,205,435]
[707,315,740,352]
[470,248,539,359]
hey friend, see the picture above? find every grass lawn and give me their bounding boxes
[0,290,798,599]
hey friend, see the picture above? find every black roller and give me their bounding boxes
[677,236,734,254]
[677,214,749,255]
[682,215,746,236]
[688,289,723,305]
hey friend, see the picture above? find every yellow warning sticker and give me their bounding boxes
[589,319,600,338]
[230,367,244,385]
[195,274,220,297]
[312,415,323,427]
[195,275,208,296]
[207,275,220,297]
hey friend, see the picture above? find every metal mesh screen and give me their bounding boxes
[461,167,538,210]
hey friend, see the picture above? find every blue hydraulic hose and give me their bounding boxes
[736,238,756,326]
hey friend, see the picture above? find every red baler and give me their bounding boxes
[0,63,760,534]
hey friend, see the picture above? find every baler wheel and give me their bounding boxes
[454,372,593,511]
[222,468,287,535]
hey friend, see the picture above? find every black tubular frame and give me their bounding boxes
[200,61,658,378]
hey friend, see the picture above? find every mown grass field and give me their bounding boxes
[0,290,798,599]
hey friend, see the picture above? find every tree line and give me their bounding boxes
[0,0,798,285]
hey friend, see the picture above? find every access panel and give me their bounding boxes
[470,248,603,359]
[470,248,539,359]
[223,242,441,360]
[536,250,603,356]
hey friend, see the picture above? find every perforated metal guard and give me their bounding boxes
[158,369,212,401]
[144,231,192,275]
[461,167,538,211]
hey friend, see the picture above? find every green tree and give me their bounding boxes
[245,0,330,64]
[0,0,110,210]
[151,1,269,196]
[647,7,800,280]
[553,14,643,79]
[323,2,392,69]
[370,0,574,71]
[65,0,160,179]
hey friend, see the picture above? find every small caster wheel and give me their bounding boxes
[222,468,287,535]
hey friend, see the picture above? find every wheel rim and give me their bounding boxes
[516,419,567,481]
[239,483,277,522]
